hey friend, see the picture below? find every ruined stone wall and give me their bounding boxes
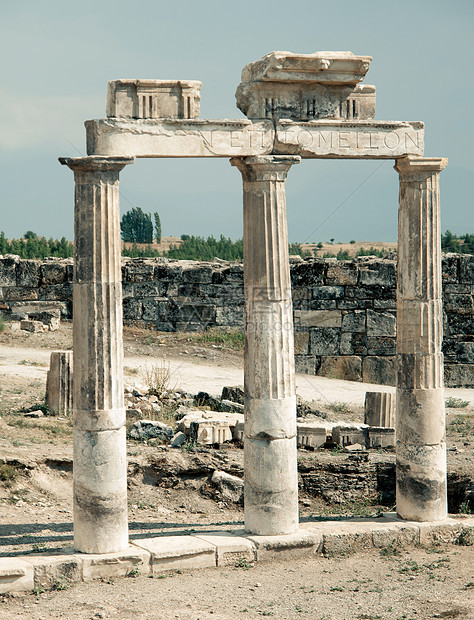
[0,254,472,387]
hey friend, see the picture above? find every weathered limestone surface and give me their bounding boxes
[59,156,134,553]
[232,155,300,535]
[86,119,274,158]
[45,350,73,415]
[395,156,448,522]
[364,391,395,427]
[86,118,424,159]
[274,121,424,158]
[107,79,201,120]
[236,51,375,121]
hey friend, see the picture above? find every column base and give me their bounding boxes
[396,442,447,522]
[73,428,128,553]
[244,436,298,535]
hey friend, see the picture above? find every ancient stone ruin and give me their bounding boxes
[59,51,448,553]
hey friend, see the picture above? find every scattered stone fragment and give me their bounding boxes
[221,386,244,405]
[24,410,44,418]
[170,431,187,448]
[344,443,365,452]
[220,399,244,413]
[211,470,244,503]
[130,420,173,442]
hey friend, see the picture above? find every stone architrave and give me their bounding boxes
[394,155,448,522]
[231,155,300,536]
[274,120,424,159]
[86,119,274,158]
[59,155,134,553]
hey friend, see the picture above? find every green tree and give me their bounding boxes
[154,212,162,244]
[120,207,153,243]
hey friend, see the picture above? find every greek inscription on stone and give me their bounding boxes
[278,127,421,153]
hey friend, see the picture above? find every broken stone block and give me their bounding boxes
[344,443,365,452]
[24,410,44,418]
[194,420,233,445]
[220,399,244,413]
[20,319,44,332]
[211,470,244,503]
[170,431,187,448]
[0,558,34,593]
[221,386,244,405]
[29,310,61,331]
[79,546,151,581]
[45,351,73,416]
[233,421,244,443]
[106,79,201,119]
[297,422,328,449]
[193,391,221,409]
[369,427,396,449]
[24,553,81,590]
[129,420,173,442]
[364,391,395,427]
[332,424,369,448]
[179,411,239,445]
[236,51,375,122]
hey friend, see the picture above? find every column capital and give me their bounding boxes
[59,156,134,173]
[231,155,300,181]
[394,155,447,176]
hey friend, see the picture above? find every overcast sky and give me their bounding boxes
[0,0,472,243]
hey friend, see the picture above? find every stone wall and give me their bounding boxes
[0,254,472,388]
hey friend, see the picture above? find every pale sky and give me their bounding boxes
[0,0,472,243]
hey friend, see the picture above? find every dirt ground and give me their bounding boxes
[0,321,473,619]
[0,545,473,620]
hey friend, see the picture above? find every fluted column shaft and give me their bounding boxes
[60,156,134,553]
[231,155,300,535]
[394,155,448,522]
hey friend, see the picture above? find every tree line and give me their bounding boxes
[1,220,473,261]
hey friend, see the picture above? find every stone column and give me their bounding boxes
[59,156,134,553]
[231,155,300,535]
[394,155,448,522]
